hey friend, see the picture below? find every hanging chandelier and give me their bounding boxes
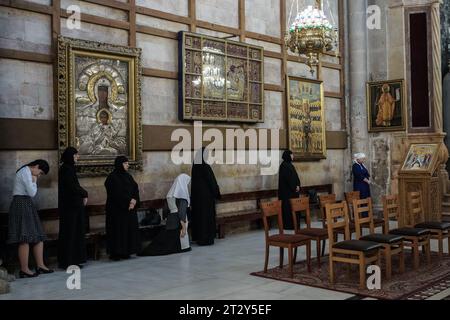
[285,0,338,74]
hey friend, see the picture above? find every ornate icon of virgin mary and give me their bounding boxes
[58,36,142,176]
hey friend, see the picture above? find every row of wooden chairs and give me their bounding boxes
[407,192,450,259]
[317,192,385,257]
[260,192,450,289]
[326,200,382,289]
[353,198,404,281]
[319,191,385,237]
[320,192,450,258]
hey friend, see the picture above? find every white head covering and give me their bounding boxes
[166,174,191,206]
[353,153,366,161]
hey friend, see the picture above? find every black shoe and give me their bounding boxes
[19,270,38,278]
[36,267,54,275]
[109,255,121,261]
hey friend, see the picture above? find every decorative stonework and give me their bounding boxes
[441,0,450,76]
[431,2,443,133]
[396,133,449,225]
[179,32,265,123]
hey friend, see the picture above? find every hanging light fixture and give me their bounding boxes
[285,0,338,74]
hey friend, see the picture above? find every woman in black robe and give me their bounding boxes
[105,156,140,260]
[278,150,301,230]
[191,148,221,246]
[58,147,88,269]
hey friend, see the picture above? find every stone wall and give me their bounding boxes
[0,0,347,227]
[367,0,404,205]
[348,0,446,208]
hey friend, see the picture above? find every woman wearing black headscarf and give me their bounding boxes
[105,156,140,260]
[191,148,221,246]
[58,147,88,269]
[278,150,301,230]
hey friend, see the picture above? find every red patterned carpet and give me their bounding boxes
[251,251,450,300]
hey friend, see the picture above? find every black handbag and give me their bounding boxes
[140,208,161,226]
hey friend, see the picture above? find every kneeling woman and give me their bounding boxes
[139,174,191,256]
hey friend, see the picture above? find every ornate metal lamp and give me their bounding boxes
[285,0,338,74]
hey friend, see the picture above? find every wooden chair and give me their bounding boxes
[326,201,382,290]
[319,194,356,240]
[345,191,385,233]
[319,194,338,229]
[291,197,328,268]
[344,191,361,219]
[408,192,450,258]
[383,195,431,270]
[261,200,312,278]
[319,194,339,256]
[353,198,405,280]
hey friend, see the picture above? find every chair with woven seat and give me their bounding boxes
[383,195,431,270]
[353,198,405,280]
[291,197,328,268]
[325,201,382,289]
[261,200,312,278]
[408,192,450,258]
[345,191,385,233]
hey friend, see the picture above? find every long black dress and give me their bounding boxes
[105,157,140,259]
[191,149,221,246]
[278,150,301,230]
[58,148,88,269]
[139,198,190,256]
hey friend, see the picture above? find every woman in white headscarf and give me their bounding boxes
[138,174,192,256]
[352,153,371,199]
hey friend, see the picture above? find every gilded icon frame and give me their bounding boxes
[400,143,439,173]
[366,79,406,133]
[57,36,143,176]
[179,31,265,123]
[286,76,327,161]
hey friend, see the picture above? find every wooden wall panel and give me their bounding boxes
[0,0,347,152]
[0,119,57,150]
[0,48,53,63]
[0,120,347,151]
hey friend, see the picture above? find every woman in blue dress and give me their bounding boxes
[352,153,371,199]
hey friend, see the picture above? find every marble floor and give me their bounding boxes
[1,228,354,300]
[1,225,447,300]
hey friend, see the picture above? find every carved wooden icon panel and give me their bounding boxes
[179,32,264,123]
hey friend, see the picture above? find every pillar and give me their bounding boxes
[348,0,368,160]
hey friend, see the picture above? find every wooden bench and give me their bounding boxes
[216,190,277,239]
[0,184,333,266]
[216,184,333,239]
[0,202,166,270]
